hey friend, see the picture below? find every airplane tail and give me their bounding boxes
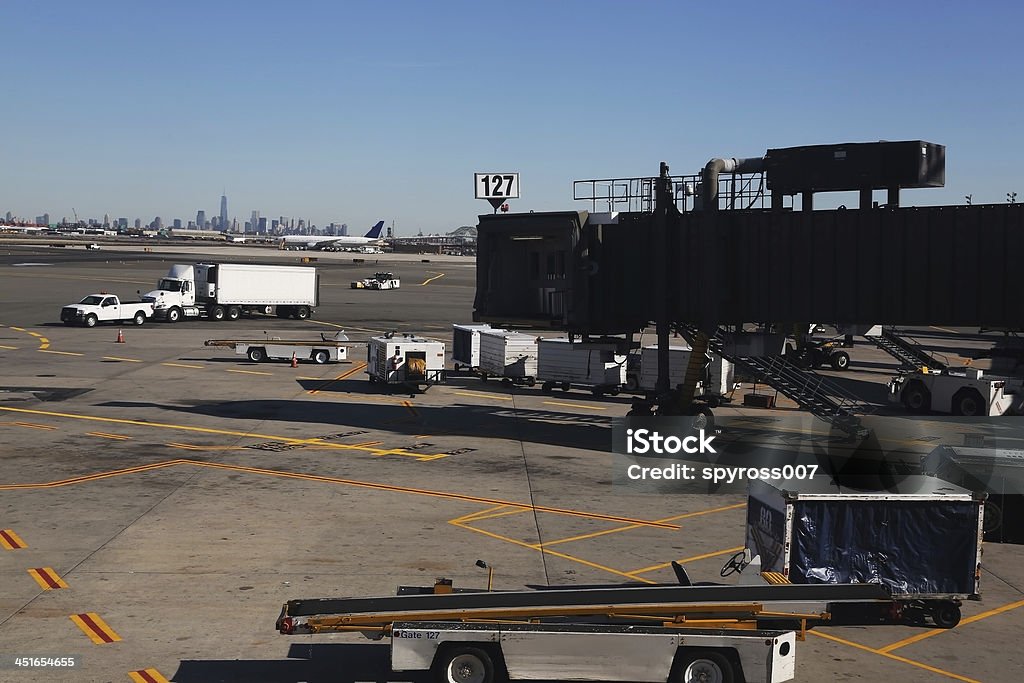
[364,221,385,239]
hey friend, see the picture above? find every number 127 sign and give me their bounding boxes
[475,173,520,199]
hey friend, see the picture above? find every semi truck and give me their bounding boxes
[142,262,319,322]
[60,293,153,327]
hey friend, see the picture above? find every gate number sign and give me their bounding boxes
[475,173,520,200]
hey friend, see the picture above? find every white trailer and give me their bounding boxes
[537,338,626,396]
[367,334,446,389]
[389,621,795,683]
[479,330,538,386]
[888,367,1024,416]
[451,323,500,372]
[143,262,319,322]
[636,345,735,399]
[205,332,349,364]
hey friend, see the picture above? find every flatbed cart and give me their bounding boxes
[205,331,349,364]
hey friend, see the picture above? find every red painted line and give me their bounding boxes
[136,670,159,683]
[76,613,115,643]
[35,568,60,590]
[0,529,24,548]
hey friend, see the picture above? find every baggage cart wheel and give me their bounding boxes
[432,646,497,683]
[501,378,512,387]
[313,350,330,364]
[591,386,604,397]
[930,602,961,629]
[560,382,571,392]
[525,376,536,387]
[541,381,554,394]
[672,650,735,683]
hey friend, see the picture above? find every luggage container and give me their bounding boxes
[366,334,446,391]
[745,476,984,628]
[479,330,538,386]
[537,338,626,396]
[451,323,500,372]
[635,345,734,400]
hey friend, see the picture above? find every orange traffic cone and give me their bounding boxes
[290,352,298,368]
[116,329,125,343]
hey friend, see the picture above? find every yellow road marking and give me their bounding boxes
[39,339,49,349]
[129,669,171,683]
[450,505,511,525]
[165,443,245,452]
[402,400,420,417]
[1,529,28,549]
[10,326,25,331]
[161,362,203,369]
[13,421,57,430]
[70,612,122,644]
[28,567,69,590]
[86,431,133,441]
[626,546,747,577]
[309,362,366,395]
[810,630,979,683]
[543,401,607,410]
[544,503,746,549]
[39,349,83,356]
[0,344,17,350]
[878,598,1024,653]
[28,331,42,337]
[452,390,512,401]
[309,318,384,334]
[930,325,960,335]
[103,356,142,362]
[420,272,446,286]
[226,368,273,376]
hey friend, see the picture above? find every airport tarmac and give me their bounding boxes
[0,246,1022,682]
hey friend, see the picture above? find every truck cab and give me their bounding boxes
[142,265,197,322]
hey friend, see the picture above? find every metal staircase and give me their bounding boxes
[864,326,947,371]
[680,326,873,438]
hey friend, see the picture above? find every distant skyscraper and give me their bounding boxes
[173,219,182,229]
[219,194,228,232]
[250,211,259,235]
[154,217,163,230]
[341,223,348,236]
[118,218,128,229]
[134,218,142,229]
[103,213,110,227]
[197,210,206,228]
[5,211,12,223]
[257,217,269,234]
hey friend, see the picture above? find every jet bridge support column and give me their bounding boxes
[654,162,672,398]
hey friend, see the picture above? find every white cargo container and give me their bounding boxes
[479,330,538,386]
[537,338,626,395]
[637,345,734,398]
[451,323,501,372]
[366,334,446,390]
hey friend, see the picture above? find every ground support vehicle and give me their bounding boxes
[745,476,984,628]
[352,272,401,290]
[888,367,1024,416]
[367,334,446,390]
[537,337,626,396]
[143,262,319,322]
[60,294,153,327]
[478,330,538,387]
[451,323,500,373]
[205,331,349,364]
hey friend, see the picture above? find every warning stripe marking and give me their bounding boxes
[86,431,133,441]
[129,669,170,683]
[1,529,27,549]
[13,421,57,430]
[70,612,122,644]
[161,362,203,369]
[28,567,69,590]
[40,349,83,356]
[0,344,17,350]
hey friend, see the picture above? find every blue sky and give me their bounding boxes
[2,1,1022,233]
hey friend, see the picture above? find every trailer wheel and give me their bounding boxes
[541,381,554,394]
[210,306,226,321]
[313,350,330,365]
[952,388,986,417]
[930,602,962,629]
[247,347,266,363]
[591,386,604,397]
[672,650,735,683]
[166,307,182,323]
[84,314,98,328]
[132,312,146,326]
[902,381,931,413]
[432,646,497,683]
[501,377,512,387]
[227,306,241,321]
[830,350,851,371]
[525,376,536,387]
[561,382,571,392]
[295,306,310,320]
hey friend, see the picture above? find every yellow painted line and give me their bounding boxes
[28,567,69,590]
[349,441,384,447]
[70,612,122,644]
[544,503,747,549]
[402,400,420,417]
[129,669,171,683]
[86,431,133,441]
[14,421,57,430]
[9,326,25,331]
[27,331,43,337]
[627,546,748,577]
[226,368,273,376]
[450,505,511,525]
[463,507,533,523]
[39,349,83,356]
[103,356,142,363]
[0,344,17,350]
[39,340,49,349]
[452,390,513,401]
[930,325,959,335]
[543,401,607,411]
[420,272,446,286]
[878,598,1024,653]
[161,362,203,369]
[809,630,980,683]
[309,362,366,395]
[1,529,28,549]
[296,375,321,380]
[165,443,245,452]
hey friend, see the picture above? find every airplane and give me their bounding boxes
[278,221,386,250]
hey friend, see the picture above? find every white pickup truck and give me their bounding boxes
[60,294,154,327]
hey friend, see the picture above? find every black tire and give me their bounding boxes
[541,381,554,393]
[432,646,496,683]
[931,602,962,629]
[295,306,310,320]
[63,320,73,326]
[84,314,98,328]
[902,381,931,413]
[983,500,1003,537]
[247,347,266,363]
[454,363,461,372]
[480,374,488,382]
[166,307,182,324]
[313,350,329,365]
[210,306,226,321]
[561,382,571,392]
[830,351,851,371]
[227,306,241,321]
[591,386,604,397]
[609,387,621,396]
[672,650,735,683]
[952,389,987,417]
[525,376,536,387]
[626,375,640,391]
[501,377,512,387]
[133,312,146,326]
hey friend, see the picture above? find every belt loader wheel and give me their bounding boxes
[672,650,735,683]
[952,388,986,417]
[930,602,962,629]
[830,350,851,371]
[902,381,931,413]
[433,646,497,683]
